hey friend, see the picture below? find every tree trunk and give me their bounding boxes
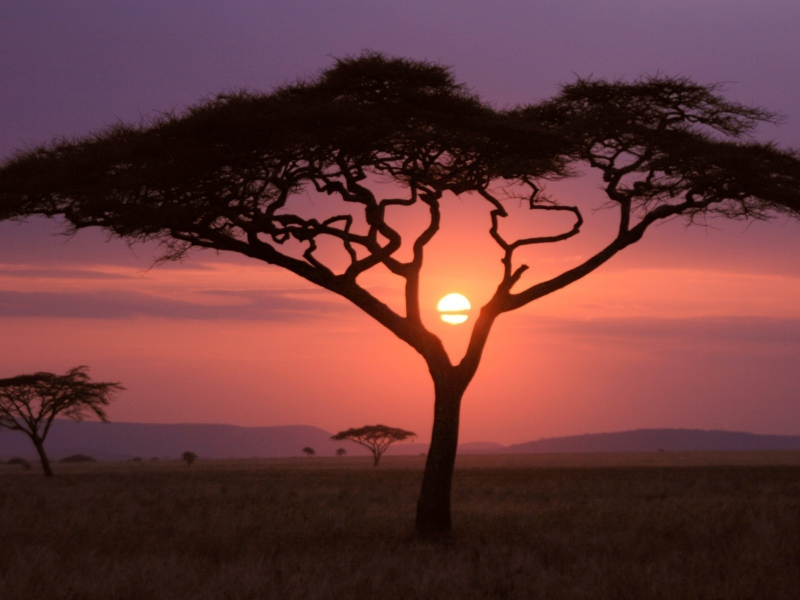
[415,371,467,537]
[32,436,53,477]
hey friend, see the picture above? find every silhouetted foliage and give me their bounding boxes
[182,451,198,466]
[301,447,315,457]
[6,457,31,470]
[332,425,416,466]
[59,453,97,463]
[0,366,123,477]
[336,448,347,457]
[1,53,798,533]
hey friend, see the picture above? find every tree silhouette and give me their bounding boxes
[0,366,123,477]
[1,53,799,533]
[336,448,347,457]
[301,447,315,457]
[182,451,198,466]
[332,425,416,466]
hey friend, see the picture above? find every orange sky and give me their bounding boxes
[2,2,799,444]
[2,177,800,444]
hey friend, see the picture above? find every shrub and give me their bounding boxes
[7,457,32,470]
[59,454,97,463]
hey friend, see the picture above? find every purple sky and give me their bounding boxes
[1,1,799,443]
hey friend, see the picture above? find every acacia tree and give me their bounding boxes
[0,366,123,476]
[301,447,315,457]
[332,425,416,465]
[1,54,799,534]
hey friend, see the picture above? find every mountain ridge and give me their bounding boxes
[504,428,800,454]
[2,421,799,460]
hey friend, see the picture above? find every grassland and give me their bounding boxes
[1,452,799,599]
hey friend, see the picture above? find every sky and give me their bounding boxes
[1,1,799,445]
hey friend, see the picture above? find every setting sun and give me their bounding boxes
[437,293,471,325]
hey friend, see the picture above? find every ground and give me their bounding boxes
[1,452,799,599]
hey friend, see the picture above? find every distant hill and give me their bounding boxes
[504,429,800,454]
[0,421,454,461]
[2,423,799,461]
[0,421,356,460]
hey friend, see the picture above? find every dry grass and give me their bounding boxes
[1,452,799,599]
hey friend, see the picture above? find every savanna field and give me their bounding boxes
[2,453,800,600]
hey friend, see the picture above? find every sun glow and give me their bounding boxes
[437,293,471,325]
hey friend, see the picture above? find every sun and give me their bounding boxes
[437,293,471,325]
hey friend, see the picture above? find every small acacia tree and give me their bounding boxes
[0,366,123,477]
[182,451,198,466]
[336,448,347,457]
[1,53,799,534]
[332,425,416,466]
[301,446,315,457]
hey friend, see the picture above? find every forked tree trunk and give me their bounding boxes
[32,436,54,477]
[415,371,468,537]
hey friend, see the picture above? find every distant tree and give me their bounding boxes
[336,448,347,457]
[1,53,799,534]
[332,425,416,466]
[182,451,198,466]
[59,454,97,463]
[0,366,123,477]
[302,447,315,457]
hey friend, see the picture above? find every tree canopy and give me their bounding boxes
[332,425,416,466]
[1,56,797,369]
[1,52,798,532]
